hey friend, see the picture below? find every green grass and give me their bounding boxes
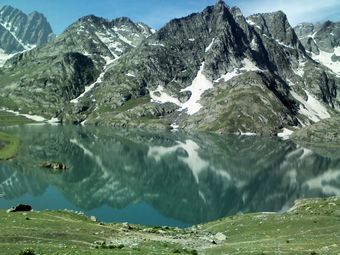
[202,197,340,254]
[113,96,151,113]
[0,131,20,160]
[0,197,339,254]
[0,110,34,127]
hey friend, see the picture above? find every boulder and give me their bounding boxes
[40,161,67,170]
[7,204,32,212]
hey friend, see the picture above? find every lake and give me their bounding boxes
[0,125,339,227]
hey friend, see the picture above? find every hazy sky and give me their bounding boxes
[0,0,339,34]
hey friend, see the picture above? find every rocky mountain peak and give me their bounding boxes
[112,17,135,26]
[247,10,301,49]
[0,5,54,66]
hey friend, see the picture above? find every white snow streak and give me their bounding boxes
[0,107,59,123]
[214,58,262,83]
[275,40,294,49]
[71,56,117,104]
[149,43,165,47]
[246,19,261,29]
[0,21,36,51]
[290,90,330,122]
[125,73,136,78]
[205,38,215,53]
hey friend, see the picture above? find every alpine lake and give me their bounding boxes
[0,124,339,228]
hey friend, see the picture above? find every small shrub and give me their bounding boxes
[20,248,35,255]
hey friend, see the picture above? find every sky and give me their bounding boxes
[0,0,339,35]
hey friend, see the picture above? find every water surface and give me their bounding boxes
[0,125,339,227]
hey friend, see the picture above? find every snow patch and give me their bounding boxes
[0,49,14,67]
[137,23,151,37]
[239,131,257,136]
[170,123,179,130]
[276,40,294,49]
[149,42,165,47]
[149,62,214,115]
[125,73,136,78]
[205,38,215,53]
[277,128,294,140]
[293,60,306,77]
[95,32,120,59]
[113,28,135,47]
[180,62,213,115]
[312,46,340,76]
[246,19,261,29]
[290,90,330,122]
[214,58,262,83]
[149,85,182,106]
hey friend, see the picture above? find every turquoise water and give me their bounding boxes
[0,125,339,227]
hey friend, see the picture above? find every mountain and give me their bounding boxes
[0,1,339,135]
[295,21,340,74]
[0,5,54,66]
[0,15,153,119]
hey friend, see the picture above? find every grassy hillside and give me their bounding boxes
[0,197,339,255]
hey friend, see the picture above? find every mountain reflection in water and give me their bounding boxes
[0,125,339,226]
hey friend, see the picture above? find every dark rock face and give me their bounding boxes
[0,5,54,54]
[0,1,339,133]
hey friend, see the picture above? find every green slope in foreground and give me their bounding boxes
[0,197,339,255]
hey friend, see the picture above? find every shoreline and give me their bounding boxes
[0,197,339,254]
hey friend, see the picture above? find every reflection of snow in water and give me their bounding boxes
[147,139,239,190]
[303,169,340,196]
[70,139,109,179]
[148,140,209,183]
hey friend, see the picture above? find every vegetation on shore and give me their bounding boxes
[0,197,339,254]
[0,131,20,160]
[0,110,34,127]
[0,110,31,160]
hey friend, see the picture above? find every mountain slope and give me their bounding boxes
[0,1,339,134]
[295,21,340,76]
[0,5,54,66]
[0,15,152,120]
[83,2,339,134]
